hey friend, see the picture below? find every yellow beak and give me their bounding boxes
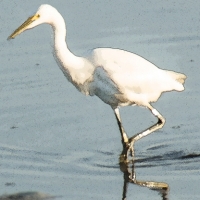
[7,14,40,40]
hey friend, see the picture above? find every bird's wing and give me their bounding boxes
[90,48,163,92]
[89,48,176,105]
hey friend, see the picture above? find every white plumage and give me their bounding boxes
[8,4,186,159]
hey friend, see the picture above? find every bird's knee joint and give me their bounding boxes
[158,118,165,126]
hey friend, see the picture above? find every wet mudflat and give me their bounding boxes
[1,1,200,199]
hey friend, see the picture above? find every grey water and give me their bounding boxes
[1,0,200,199]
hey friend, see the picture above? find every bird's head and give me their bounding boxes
[8,4,57,40]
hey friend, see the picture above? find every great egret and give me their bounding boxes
[8,4,186,159]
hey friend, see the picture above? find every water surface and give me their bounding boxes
[1,0,200,199]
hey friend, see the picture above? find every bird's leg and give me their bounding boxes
[113,108,129,144]
[128,104,165,146]
[113,108,131,160]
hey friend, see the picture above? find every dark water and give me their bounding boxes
[1,0,200,199]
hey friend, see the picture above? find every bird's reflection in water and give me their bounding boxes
[119,149,169,200]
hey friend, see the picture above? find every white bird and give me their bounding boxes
[8,4,186,159]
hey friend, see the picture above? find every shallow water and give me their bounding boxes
[1,0,200,199]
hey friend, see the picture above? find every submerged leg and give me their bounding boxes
[129,104,165,144]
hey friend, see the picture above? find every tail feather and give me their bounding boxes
[167,70,187,84]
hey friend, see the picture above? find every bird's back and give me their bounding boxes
[88,48,186,107]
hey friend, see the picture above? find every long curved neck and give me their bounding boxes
[51,11,80,71]
[49,10,93,94]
